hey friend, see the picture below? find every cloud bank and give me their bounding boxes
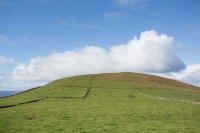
[0,71,5,75]
[12,30,186,82]
[162,64,200,87]
[0,71,5,80]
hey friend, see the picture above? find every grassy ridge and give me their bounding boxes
[0,72,200,132]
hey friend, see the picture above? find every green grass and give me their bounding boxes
[139,88,200,101]
[0,72,200,132]
[0,87,88,106]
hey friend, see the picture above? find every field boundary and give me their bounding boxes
[0,97,49,109]
[69,79,78,86]
[81,75,97,98]
[82,88,90,98]
[0,87,92,109]
[0,94,87,109]
[135,88,200,105]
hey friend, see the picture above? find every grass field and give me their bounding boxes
[0,72,200,132]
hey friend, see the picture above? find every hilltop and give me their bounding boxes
[45,72,200,91]
[0,72,200,132]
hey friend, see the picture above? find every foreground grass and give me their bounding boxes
[0,88,200,132]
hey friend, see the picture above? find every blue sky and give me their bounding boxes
[0,0,200,90]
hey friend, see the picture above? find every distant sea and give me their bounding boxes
[0,91,22,98]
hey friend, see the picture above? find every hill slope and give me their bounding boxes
[1,72,200,107]
[45,72,200,91]
[0,72,200,132]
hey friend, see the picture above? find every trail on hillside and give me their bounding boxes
[135,88,200,105]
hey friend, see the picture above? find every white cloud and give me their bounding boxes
[0,55,14,65]
[79,24,103,30]
[11,30,185,82]
[0,71,6,76]
[0,34,8,43]
[103,12,128,21]
[0,79,46,91]
[20,36,32,43]
[0,71,5,81]
[113,0,146,10]
[58,19,68,26]
[58,19,104,30]
[161,64,200,87]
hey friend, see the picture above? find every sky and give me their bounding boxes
[0,0,200,91]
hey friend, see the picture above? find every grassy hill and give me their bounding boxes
[0,72,200,132]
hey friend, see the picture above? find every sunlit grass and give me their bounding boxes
[139,88,200,101]
[0,72,200,132]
